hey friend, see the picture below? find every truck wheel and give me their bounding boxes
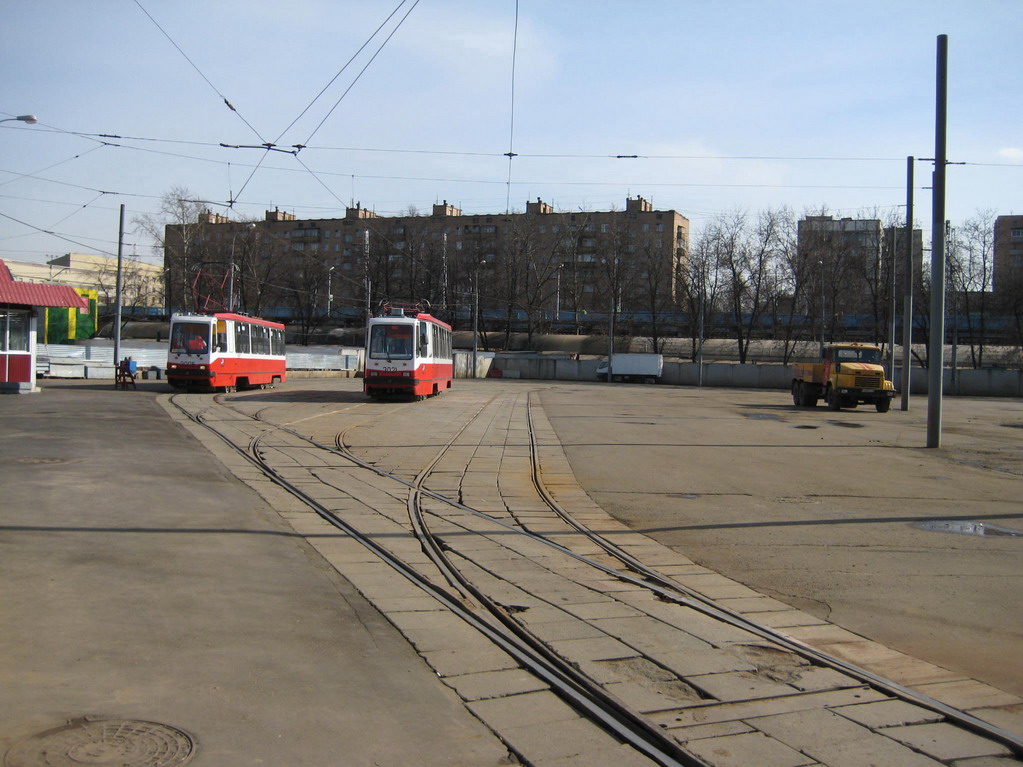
[826,387,841,411]
[791,381,801,406]
[876,398,891,413]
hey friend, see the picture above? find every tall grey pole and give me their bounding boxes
[113,204,125,367]
[886,230,896,379]
[927,35,948,448]
[363,229,371,322]
[901,157,914,411]
[472,260,485,378]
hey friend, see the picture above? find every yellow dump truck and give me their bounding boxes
[791,343,895,412]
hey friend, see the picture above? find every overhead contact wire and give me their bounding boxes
[274,0,413,147]
[300,0,422,148]
[133,0,268,145]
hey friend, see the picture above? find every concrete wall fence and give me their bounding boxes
[36,344,1022,398]
[480,354,1023,398]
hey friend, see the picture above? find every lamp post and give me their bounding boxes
[326,265,335,318]
[472,260,486,378]
[0,115,38,125]
[818,259,826,357]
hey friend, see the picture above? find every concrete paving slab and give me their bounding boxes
[881,722,1012,761]
[751,707,947,767]
[683,731,818,767]
[833,699,945,729]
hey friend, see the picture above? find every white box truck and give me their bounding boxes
[596,354,663,384]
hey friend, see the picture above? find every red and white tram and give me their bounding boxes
[364,304,453,400]
[167,312,287,392]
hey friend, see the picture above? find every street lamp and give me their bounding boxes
[1,115,38,125]
[818,259,826,357]
[472,260,486,378]
[326,265,335,318]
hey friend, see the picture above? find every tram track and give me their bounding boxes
[167,389,1023,766]
[171,391,707,766]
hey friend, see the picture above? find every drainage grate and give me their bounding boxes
[4,718,195,767]
[913,520,1023,538]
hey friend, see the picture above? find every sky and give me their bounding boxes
[2,0,1020,266]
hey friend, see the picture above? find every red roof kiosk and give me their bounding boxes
[0,259,91,394]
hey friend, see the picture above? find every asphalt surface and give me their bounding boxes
[2,376,1021,766]
[536,383,1023,698]
[0,380,511,767]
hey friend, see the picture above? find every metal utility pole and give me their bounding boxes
[927,35,948,448]
[363,229,371,322]
[472,260,486,378]
[113,204,125,367]
[901,157,914,411]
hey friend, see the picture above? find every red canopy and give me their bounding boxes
[0,260,90,310]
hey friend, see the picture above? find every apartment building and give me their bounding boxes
[993,214,1023,296]
[164,197,690,329]
[4,253,164,312]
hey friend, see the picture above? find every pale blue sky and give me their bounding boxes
[2,0,1020,264]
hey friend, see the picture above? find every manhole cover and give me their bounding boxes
[913,520,1023,538]
[5,718,195,767]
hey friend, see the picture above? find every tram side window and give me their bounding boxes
[270,328,285,356]
[419,321,430,356]
[252,325,269,355]
[171,322,210,354]
[437,326,450,359]
[235,322,251,354]
[214,320,229,352]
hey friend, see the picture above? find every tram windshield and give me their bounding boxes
[369,324,413,361]
[170,322,211,355]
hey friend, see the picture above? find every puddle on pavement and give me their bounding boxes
[914,520,1023,538]
[743,413,784,421]
[827,421,866,428]
[794,425,818,430]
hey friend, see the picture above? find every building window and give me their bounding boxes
[1011,228,1023,239]
[0,309,30,352]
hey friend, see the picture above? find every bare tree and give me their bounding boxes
[947,210,996,368]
